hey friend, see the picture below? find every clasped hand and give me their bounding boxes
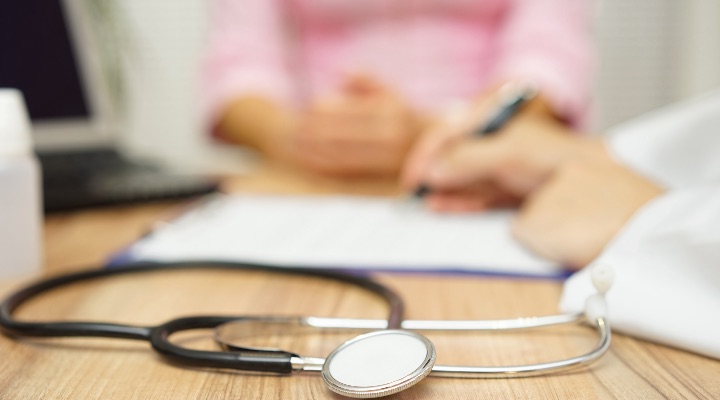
[290,75,422,177]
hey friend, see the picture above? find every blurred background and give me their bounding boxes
[116,0,720,173]
[4,0,720,176]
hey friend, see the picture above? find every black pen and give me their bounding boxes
[411,86,537,199]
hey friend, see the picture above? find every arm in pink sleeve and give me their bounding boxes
[200,0,297,132]
[493,0,596,127]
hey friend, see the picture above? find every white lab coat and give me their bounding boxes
[560,89,720,360]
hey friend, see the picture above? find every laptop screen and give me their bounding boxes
[0,0,115,151]
[0,0,91,122]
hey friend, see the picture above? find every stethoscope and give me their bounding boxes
[0,260,613,398]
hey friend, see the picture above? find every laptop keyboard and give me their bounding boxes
[38,148,219,212]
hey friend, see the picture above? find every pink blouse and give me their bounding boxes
[201,0,595,128]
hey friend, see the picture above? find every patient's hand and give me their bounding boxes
[513,157,663,269]
[292,75,422,177]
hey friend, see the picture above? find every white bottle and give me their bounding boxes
[0,89,43,278]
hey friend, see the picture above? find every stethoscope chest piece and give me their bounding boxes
[322,330,436,398]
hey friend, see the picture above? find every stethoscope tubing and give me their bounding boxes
[0,261,406,374]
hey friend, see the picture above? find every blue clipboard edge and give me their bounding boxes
[107,249,572,281]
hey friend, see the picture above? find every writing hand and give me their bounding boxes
[513,156,663,269]
[414,114,605,212]
[400,94,497,193]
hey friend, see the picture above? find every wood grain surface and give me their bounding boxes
[1,164,718,399]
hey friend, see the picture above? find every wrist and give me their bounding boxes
[216,96,298,157]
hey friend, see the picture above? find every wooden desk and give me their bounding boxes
[1,165,719,399]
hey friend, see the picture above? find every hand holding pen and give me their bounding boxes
[410,85,538,198]
[399,84,596,212]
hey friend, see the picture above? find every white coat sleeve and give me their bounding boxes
[605,89,720,189]
[561,88,720,359]
[560,187,720,359]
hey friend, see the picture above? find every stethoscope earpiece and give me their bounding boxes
[590,263,614,294]
[585,263,614,323]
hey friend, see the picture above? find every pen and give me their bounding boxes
[411,85,537,199]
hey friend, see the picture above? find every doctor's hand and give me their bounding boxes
[513,157,664,270]
[406,114,605,212]
[292,75,423,177]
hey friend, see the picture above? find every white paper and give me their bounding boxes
[127,194,560,276]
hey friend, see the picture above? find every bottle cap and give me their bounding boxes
[0,89,33,156]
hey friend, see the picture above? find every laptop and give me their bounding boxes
[0,0,218,212]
